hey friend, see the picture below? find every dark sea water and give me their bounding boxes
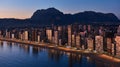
[0,41,115,67]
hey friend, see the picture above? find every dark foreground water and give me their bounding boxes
[0,41,115,67]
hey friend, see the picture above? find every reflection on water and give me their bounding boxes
[0,41,3,47]
[32,46,39,55]
[0,41,119,67]
[48,49,65,62]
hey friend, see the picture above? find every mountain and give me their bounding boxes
[31,8,120,25]
[31,8,64,25]
[0,18,31,28]
[73,11,119,22]
[31,8,63,20]
[0,7,120,28]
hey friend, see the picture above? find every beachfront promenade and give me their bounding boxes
[0,37,120,65]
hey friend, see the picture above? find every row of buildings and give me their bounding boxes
[0,24,120,58]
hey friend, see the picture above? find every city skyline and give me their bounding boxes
[0,0,120,67]
[0,0,120,19]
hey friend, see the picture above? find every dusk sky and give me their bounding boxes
[0,0,120,19]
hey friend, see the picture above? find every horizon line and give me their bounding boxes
[0,7,120,19]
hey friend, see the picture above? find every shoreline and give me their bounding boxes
[0,38,120,65]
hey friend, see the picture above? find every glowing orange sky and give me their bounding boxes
[0,8,79,19]
[0,9,33,19]
[0,0,120,19]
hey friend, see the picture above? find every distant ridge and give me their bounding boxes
[0,7,120,28]
[31,8,120,25]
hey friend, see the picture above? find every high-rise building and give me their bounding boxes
[18,31,22,40]
[52,36,55,44]
[88,25,91,32]
[54,31,58,45]
[12,30,16,39]
[68,25,72,46]
[83,25,86,31]
[80,31,86,49]
[46,29,52,42]
[76,35,80,49]
[11,34,15,39]
[31,29,37,41]
[115,36,120,57]
[37,32,41,42]
[112,43,115,55]
[6,31,10,38]
[72,34,75,47]
[21,32,24,40]
[20,33,24,40]
[58,26,63,45]
[37,35,40,42]
[99,26,104,36]
[59,39,62,45]
[87,38,94,50]
[95,36,103,53]
[106,38,112,54]
[58,26,62,31]
[0,30,3,38]
[24,31,28,41]
[78,25,82,30]
[20,33,22,40]
[35,29,38,41]
[58,26,62,37]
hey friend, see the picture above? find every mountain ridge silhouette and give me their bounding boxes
[0,7,120,28]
